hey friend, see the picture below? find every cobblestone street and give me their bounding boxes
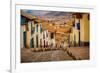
[67,47,89,60]
[21,47,89,63]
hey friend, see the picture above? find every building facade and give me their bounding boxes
[21,11,56,49]
[69,13,90,47]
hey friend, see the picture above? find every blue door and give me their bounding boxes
[77,23,80,30]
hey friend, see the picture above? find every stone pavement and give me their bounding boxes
[67,47,89,60]
[21,48,73,63]
[21,47,89,63]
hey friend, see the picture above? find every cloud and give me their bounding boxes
[21,9,50,16]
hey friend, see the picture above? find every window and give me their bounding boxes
[21,16,27,25]
[30,38,34,48]
[44,40,45,47]
[23,32,26,48]
[36,24,38,32]
[31,22,32,35]
[36,35,38,48]
[77,22,80,30]
[40,25,42,33]
[46,31,48,37]
[51,33,54,39]
[43,33,45,39]
[46,41,48,47]
[31,23,35,34]
[32,27,35,34]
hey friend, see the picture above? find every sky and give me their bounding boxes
[22,9,73,19]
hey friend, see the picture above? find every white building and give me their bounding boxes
[21,11,56,49]
[31,22,55,48]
